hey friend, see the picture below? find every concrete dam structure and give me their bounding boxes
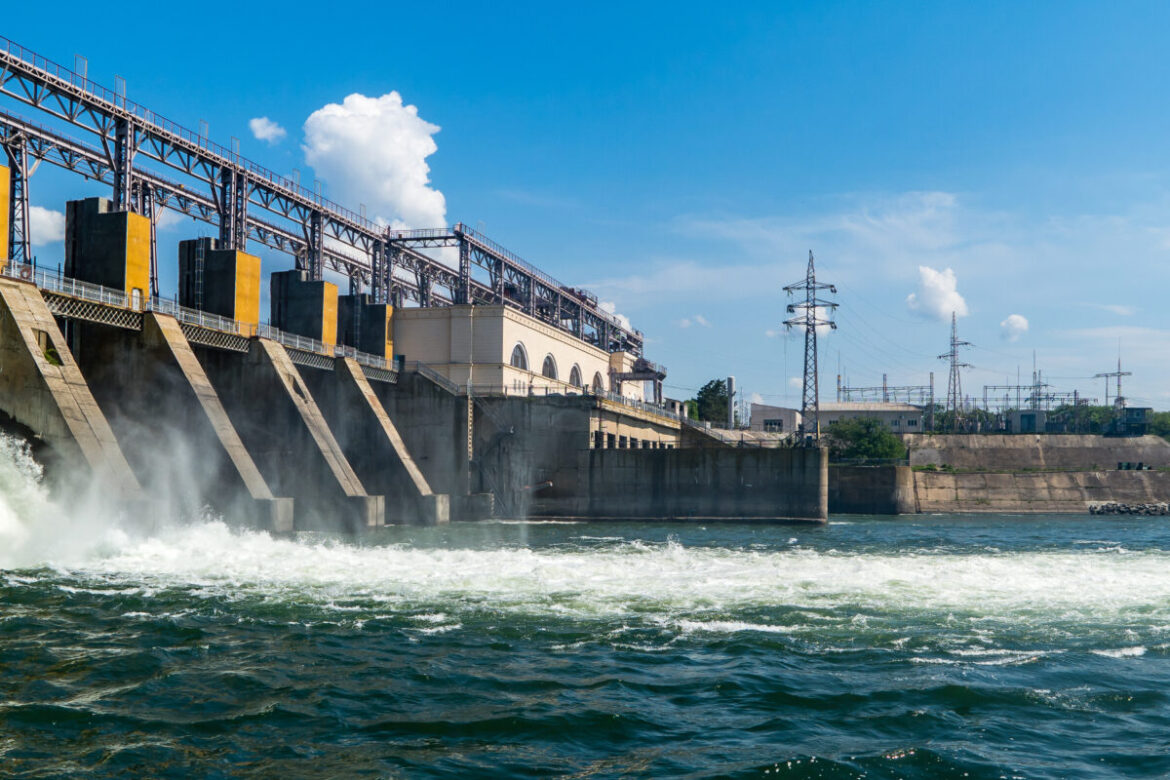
[0,38,826,527]
[0,224,826,527]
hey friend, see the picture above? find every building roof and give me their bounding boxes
[820,402,924,413]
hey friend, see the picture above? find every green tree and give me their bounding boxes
[1149,411,1170,440]
[693,379,729,424]
[1050,404,1118,434]
[826,417,907,460]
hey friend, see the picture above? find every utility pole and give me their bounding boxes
[937,312,972,432]
[726,375,736,429]
[784,250,837,442]
[1094,354,1131,409]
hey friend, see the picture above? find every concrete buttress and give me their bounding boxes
[0,278,143,501]
[302,357,449,524]
[69,314,294,532]
[196,338,384,531]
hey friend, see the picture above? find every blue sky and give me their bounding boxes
[7,2,1170,410]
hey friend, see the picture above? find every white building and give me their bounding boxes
[391,304,648,400]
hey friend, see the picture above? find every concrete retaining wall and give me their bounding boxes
[530,447,827,522]
[829,465,917,514]
[904,433,1170,470]
[913,469,1170,513]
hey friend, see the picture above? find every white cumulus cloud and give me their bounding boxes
[29,206,65,246]
[249,116,287,144]
[906,265,968,321]
[303,92,446,229]
[788,376,803,390]
[1000,313,1029,342]
[599,301,632,331]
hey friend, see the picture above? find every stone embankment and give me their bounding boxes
[1089,502,1170,516]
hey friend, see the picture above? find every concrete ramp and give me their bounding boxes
[305,357,448,524]
[0,278,142,500]
[198,338,383,531]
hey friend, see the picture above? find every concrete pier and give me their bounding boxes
[337,294,393,358]
[197,338,384,531]
[65,198,150,304]
[69,315,294,532]
[270,270,338,346]
[303,357,448,524]
[178,238,262,336]
[0,278,143,500]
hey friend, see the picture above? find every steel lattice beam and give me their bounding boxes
[0,36,641,355]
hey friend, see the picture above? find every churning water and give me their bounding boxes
[2,434,1169,778]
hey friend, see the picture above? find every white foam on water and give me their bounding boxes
[3,518,1161,631]
[0,434,141,569]
[1091,646,1147,658]
[2,432,1170,633]
[673,619,798,635]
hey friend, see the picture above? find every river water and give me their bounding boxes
[2,435,1169,778]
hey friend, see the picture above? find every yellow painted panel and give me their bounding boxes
[390,304,400,360]
[234,251,261,336]
[0,165,9,272]
[124,210,151,302]
[321,280,338,346]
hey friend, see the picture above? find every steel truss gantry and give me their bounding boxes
[385,225,641,355]
[0,35,642,355]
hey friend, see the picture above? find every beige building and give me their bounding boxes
[391,304,648,401]
[751,401,926,433]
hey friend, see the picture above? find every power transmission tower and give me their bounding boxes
[784,250,837,442]
[1094,355,1131,409]
[937,312,972,432]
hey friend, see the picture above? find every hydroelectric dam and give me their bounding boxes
[0,36,825,530]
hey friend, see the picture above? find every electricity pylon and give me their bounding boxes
[937,312,972,431]
[784,250,837,442]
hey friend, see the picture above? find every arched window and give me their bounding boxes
[592,372,605,393]
[541,355,558,380]
[569,365,582,387]
[510,343,528,370]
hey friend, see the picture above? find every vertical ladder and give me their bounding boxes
[193,238,206,310]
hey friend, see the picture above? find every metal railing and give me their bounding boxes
[398,358,683,422]
[1,261,393,371]
[402,361,463,395]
